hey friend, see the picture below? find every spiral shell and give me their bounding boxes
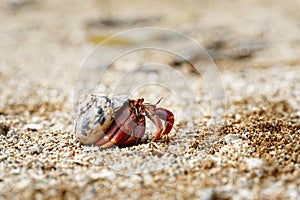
[74,94,129,144]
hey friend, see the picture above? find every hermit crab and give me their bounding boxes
[74,94,174,149]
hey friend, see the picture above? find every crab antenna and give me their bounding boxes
[156,97,163,105]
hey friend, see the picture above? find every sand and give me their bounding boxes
[0,0,299,199]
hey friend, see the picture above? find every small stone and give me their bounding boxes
[246,158,263,170]
[90,169,116,181]
[24,123,43,131]
[118,181,128,189]
[142,174,154,186]
[130,175,143,184]
[10,168,21,175]
[39,164,56,171]
[0,171,4,182]
[196,188,216,200]
[31,116,41,123]
[17,179,31,190]
[0,155,7,161]
[224,134,240,144]
[69,149,75,157]
[0,123,9,136]
[241,133,249,139]
[235,114,242,120]
[29,145,42,154]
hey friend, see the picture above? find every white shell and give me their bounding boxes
[74,94,129,145]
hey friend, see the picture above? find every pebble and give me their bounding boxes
[142,174,154,186]
[31,116,41,123]
[90,169,116,181]
[24,123,43,131]
[196,188,216,200]
[224,134,240,144]
[16,179,31,190]
[245,158,263,170]
[29,145,42,154]
[235,114,242,120]
[0,171,4,181]
[130,175,143,184]
[0,123,9,136]
[10,168,21,175]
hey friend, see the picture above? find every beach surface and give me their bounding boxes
[0,0,299,199]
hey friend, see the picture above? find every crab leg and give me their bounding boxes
[99,128,127,148]
[95,103,131,147]
[155,108,174,135]
[146,114,163,142]
[120,115,146,146]
[100,113,138,148]
[95,123,119,146]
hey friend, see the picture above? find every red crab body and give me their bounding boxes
[96,98,174,148]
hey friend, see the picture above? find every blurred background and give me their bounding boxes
[1,0,300,117]
[1,0,300,126]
